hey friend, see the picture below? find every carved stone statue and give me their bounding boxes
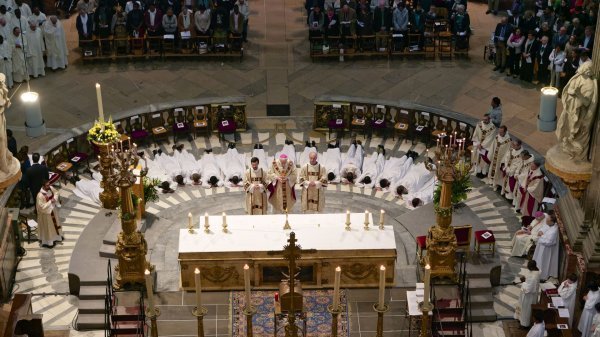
[556,62,599,162]
[0,73,20,182]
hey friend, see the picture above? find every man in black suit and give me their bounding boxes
[581,26,594,54]
[25,153,49,204]
[520,30,539,82]
[75,9,94,48]
[508,14,524,31]
[535,35,552,85]
[493,16,513,72]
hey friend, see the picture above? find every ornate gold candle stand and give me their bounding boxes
[192,306,208,337]
[95,141,119,209]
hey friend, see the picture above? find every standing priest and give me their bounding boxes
[471,113,497,178]
[244,157,267,215]
[36,180,63,248]
[485,125,511,187]
[268,154,297,213]
[299,151,328,213]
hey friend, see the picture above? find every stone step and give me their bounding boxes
[468,278,493,296]
[78,299,106,314]
[468,308,497,322]
[103,218,146,245]
[79,285,107,300]
[76,313,107,330]
[99,243,116,258]
[469,293,494,309]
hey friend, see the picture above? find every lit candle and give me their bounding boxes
[423,264,431,307]
[379,210,385,226]
[378,265,386,309]
[194,268,202,308]
[205,212,209,226]
[346,210,350,223]
[364,210,369,224]
[95,83,105,131]
[188,212,192,228]
[244,264,251,307]
[144,269,155,311]
[454,132,457,146]
[449,135,452,146]
[333,266,341,308]
[222,212,226,225]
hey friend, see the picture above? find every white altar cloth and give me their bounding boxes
[179,213,396,253]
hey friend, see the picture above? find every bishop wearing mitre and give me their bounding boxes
[471,113,497,178]
[243,157,268,215]
[36,179,63,248]
[486,125,511,187]
[299,151,328,213]
[268,154,297,213]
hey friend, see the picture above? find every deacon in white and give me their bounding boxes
[200,152,224,188]
[340,141,364,184]
[155,151,182,179]
[74,171,103,205]
[532,214,560,280]
[376,155,412,190]
[526,312,545,337]
[485,125,511,186]
[17,1,32,19]
[356,152,385,188]
[500,139,524,198]
[172,146,201,178]
[510,211,547,257]
[42,16,68,70]
[25,21,44,77]
[579,283,600,337]
[393,162,434,197]
[558,273,578,326]
[36,180,63,247]
[0,34,12,88]
[219,147,246,187]
[322,146,341,183]
[0,17,11,39]
[514,260,540,328]
[405,175,436,208]
[275,142,297,164]
[10,9,28,33]
[298,152,328,213]
[298,143,319,167]
[249,146,269,171]
[471,113,497,176]
[30,7,46,26]
[243,157,268,215]
[9,26,26,83]
[145,153,172,183]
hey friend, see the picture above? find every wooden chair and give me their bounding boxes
[369,105,388,139]
[128,116,149,145]
[217,106,238,141]
[454,225,472,257]
[18,213,37,244]
[193,105,210,138]
[438,31,453,58]
[50,147,72,186]
[413,112,431,145]
[327,104,346,140]
[474,230,496,255]
[66,137,91,177]
[150,113,170,145]
[393,109,411,142]
[172,108,191,143]
[350,105,368,138]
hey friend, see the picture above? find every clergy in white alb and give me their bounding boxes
[172,146,201,178]
[526,312,545,337]
[593,308,600,337]
[558,273,578,326]
[299,152,327,213]
[485,125,511,186]
[377,155,412,190]
[219,147,246,187]
[74,171,103,205]
[322,147,341,183]
[340,142,364,184]
[275,143,297,164]
[30,7,46,26]
[0,34,12,88]
[393,162,434,197]
[10,26,26,83]
[298,144,319,167]
[471,113,497,176]
[200,152,224,188]
[36,181,63,247]
[500,140,524,199]
[512,151,535,210]
[0,16,11,39]
[579,283,600,337]
[514,260,540,328]
[25,21,44,77]
[267,154,297,213]
[511,211,547,257]
[356,152,385,188]
[517,159,545,217]
[243,157,268,215]
[155,151,183,179]
[250,147,269,171]
[145,153,172,183]
[405,175,436,209]
[42,16,68,70]
[10,9,28,33]
[532,214,559,280]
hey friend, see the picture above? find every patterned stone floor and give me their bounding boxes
[13,129,528,335]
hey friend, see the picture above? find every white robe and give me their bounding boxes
[219,148,246,187]
[486,132,511,186]
[275,144,297,164]
[30,12,46,26]
[515,269,540,327]
[0,41,13,88]
[356,153,385,188]
[25,27,44,77]
[200,153,224,188]
[173,149,202,178]
[376,156,412,190]
[558,280,577,326]
[322,148,341,183]
[10,32,26,83]
[526,322,545,337]
[579,290,600,337]
[593,314,600,337]
[156,153,183,179]
[511,215,547,257]
[250,148,270,172]
[42,19,68,70]
[532,223,559,280]
[10,16,28,33]
[298,146,319,167]
[146,156,172,183]
[471,120,497,174]
[340,144,364,182]
[392,162,433,196]
[36,187,63,246]
[74,171,103,205]
[405,175,436,208]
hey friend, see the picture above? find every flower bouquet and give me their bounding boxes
[87,118,120,144]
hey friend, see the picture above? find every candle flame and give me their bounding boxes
[96,83,100,88]
[380,265,386,271]
[335,266,341,272]
[145,269,151,275]
[195,268,200,274]
[244,264,249,270]
[188,212,192,217]
[425,264,431,270]
[205,212,208,216]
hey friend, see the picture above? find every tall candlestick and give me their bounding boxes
[364,210,369,224]
[195,268,202,308]
[423,264,431,307]
[379,210,385,228]
[378,265,386,309]
[346,210,350,224]
[145,269,155,311]
[454,132,457,146]
[204,212,210,233]
[449,135,452,146]
[188,212,192,228]
[95,83,105,131]
[222,212,226,225]
[244,264,251,308]
[333,266,341,308]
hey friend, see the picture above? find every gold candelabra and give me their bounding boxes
[95,141,120,209]
[110,144,153,289]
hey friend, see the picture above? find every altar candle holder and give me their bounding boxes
[243,305,257,337]
[345,210,351,231]
[188,212,194,233]
[372,303,389,337]
[192,306,208,337]
[379,210,385,230]
[327,304,343,337]
[364,210,370,230]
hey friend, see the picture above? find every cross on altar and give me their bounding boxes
[268,232,316,337]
